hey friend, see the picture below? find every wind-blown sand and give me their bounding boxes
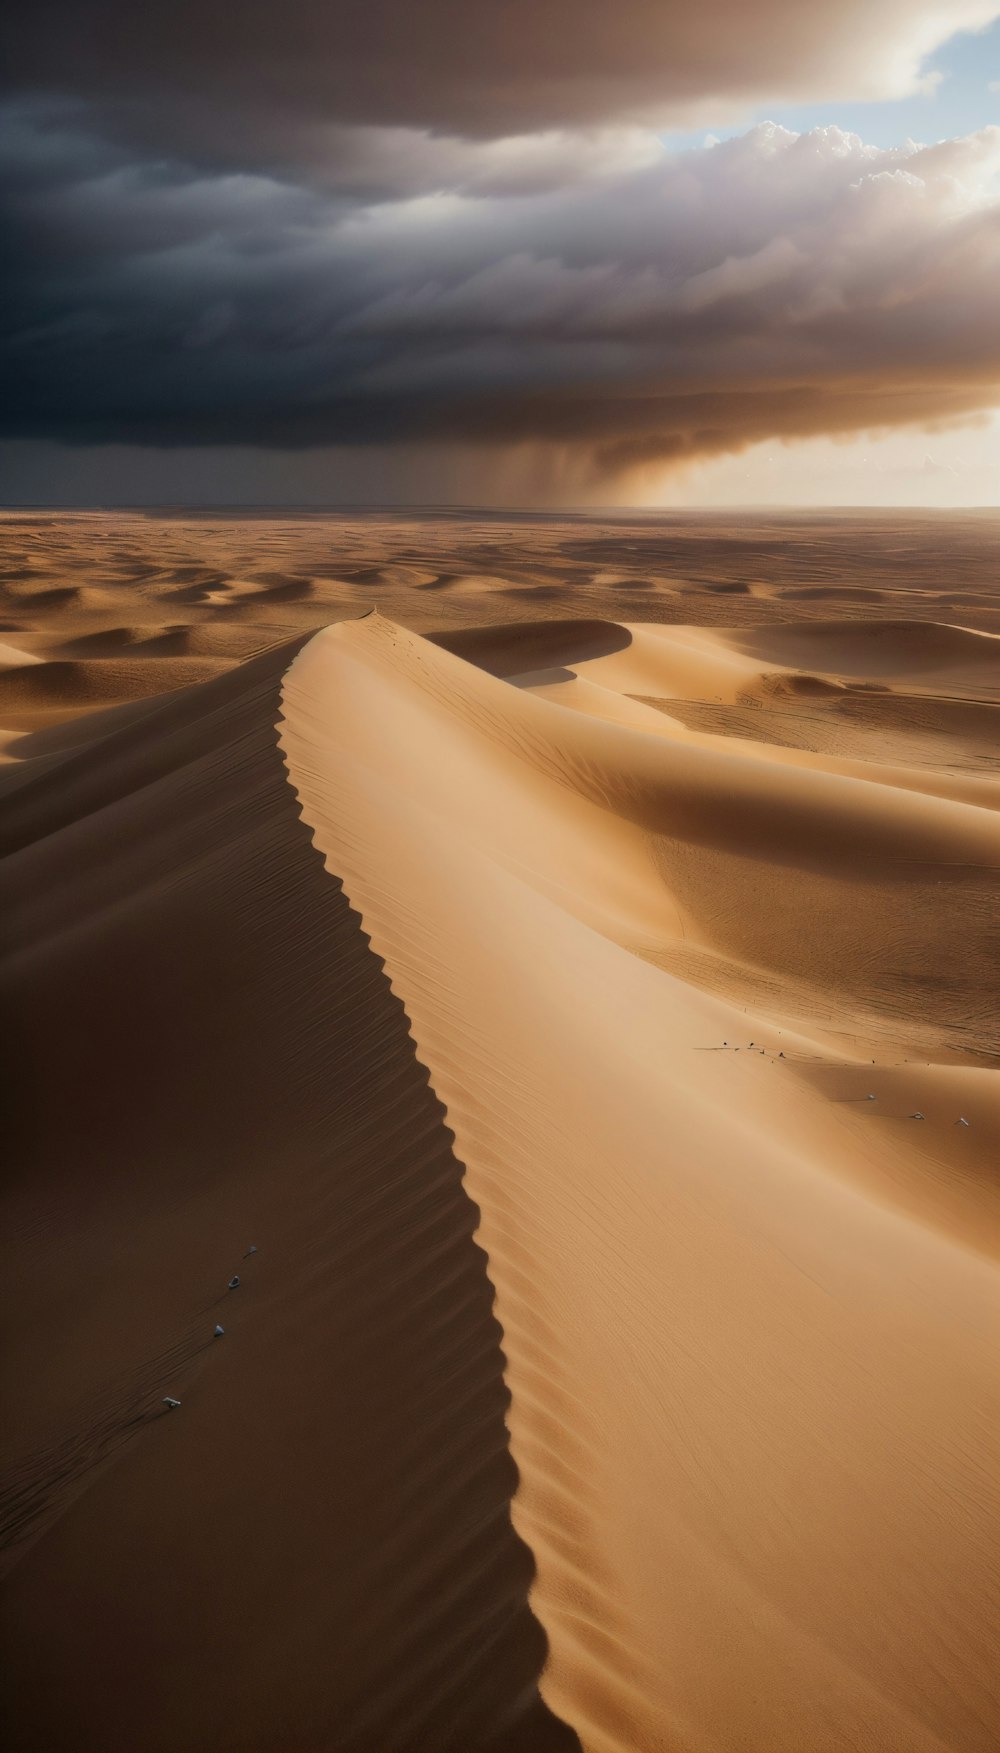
[2,511,999,1752]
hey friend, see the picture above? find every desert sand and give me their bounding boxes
[1,509,999,1752]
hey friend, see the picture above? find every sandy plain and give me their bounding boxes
[1,508,998,1752]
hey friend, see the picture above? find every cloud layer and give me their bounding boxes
[3,103,999,485]
[3,1,999,153]
[2,4,1000,496]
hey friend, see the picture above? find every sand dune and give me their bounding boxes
[725,619,1000,689]
[0,653,227,726]
[2,512,999,1752]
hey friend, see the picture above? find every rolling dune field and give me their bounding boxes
[1,509,999,1752]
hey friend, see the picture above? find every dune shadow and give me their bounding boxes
[0,647,582,1752]
[431,617,632,679]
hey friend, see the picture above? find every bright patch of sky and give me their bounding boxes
[664,19,1000,150]
[641,416,1000,509]
[649,19,1000,508]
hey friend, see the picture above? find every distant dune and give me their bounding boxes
[2,512,999,1752]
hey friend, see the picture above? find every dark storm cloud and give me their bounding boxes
[2,2,1000,491]
[2,101,999,479]
[2,1,998,162]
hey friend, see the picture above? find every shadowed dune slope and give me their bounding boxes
[431,619,633,676]
[0,646,578,1753]
[280,614,1000,1753]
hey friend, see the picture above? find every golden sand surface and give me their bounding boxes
[1,509,998,1752]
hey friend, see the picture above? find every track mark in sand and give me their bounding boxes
[0,1323,210,1576]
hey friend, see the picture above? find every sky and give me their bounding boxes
[663,19,1000,149]
[1,1,999,507]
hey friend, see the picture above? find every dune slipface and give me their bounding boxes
[2,584,999,1753]
[0,641,578,1753]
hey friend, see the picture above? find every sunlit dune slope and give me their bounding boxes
[281,614,999,1753]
